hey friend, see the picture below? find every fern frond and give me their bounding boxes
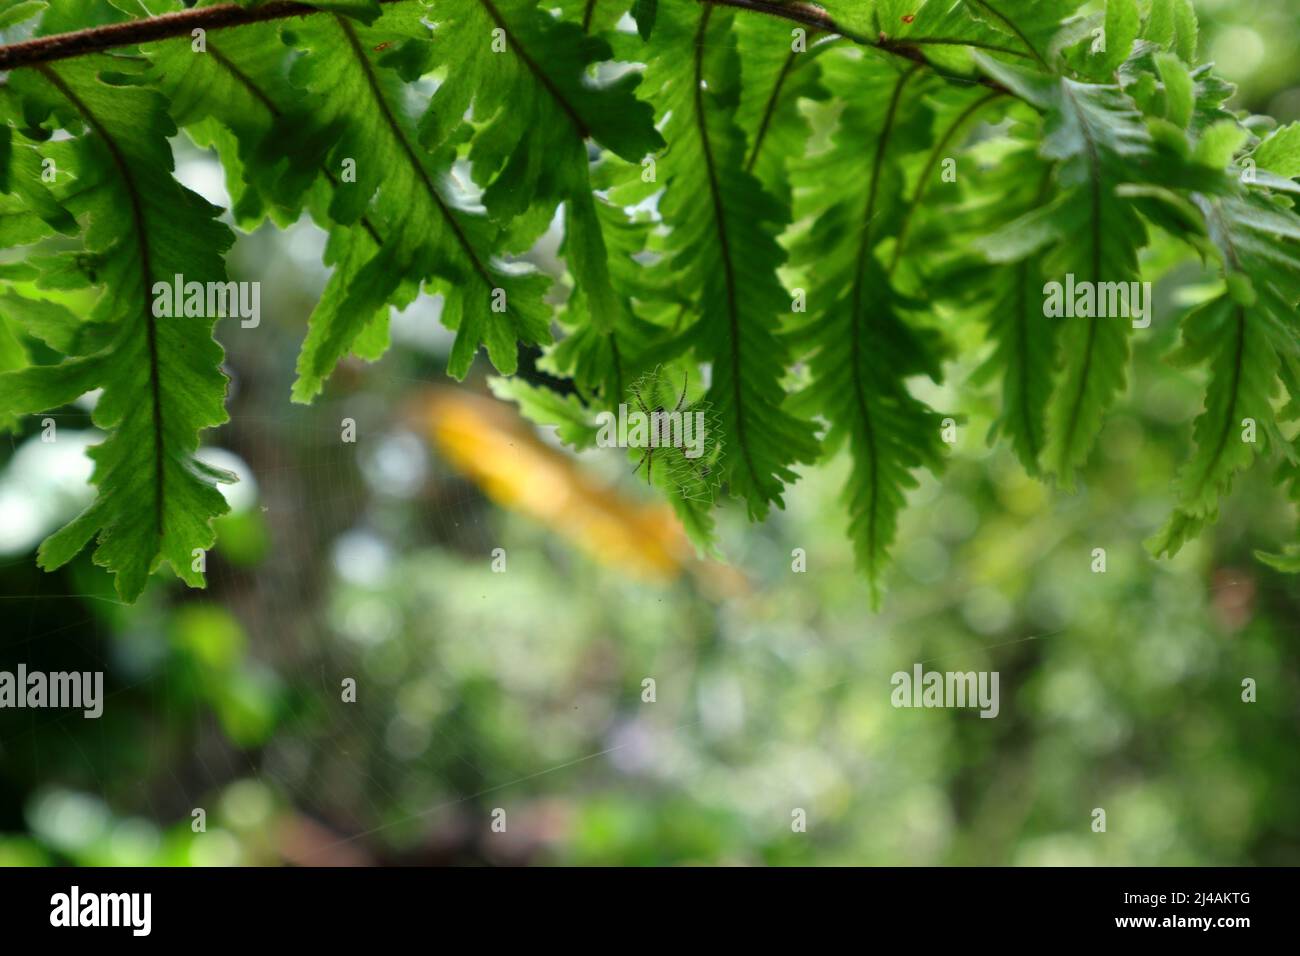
[424,0,662,409]
[273,6,553,396]
[977,55,1153,488]
[788,49,948,603]
[735,12,828,204]
[1151,192,1300,555]
[640,0,819,521]
[961,0,1085,69]
[0,55,235,600]
[143,15,313,228]
[551,187,668,406]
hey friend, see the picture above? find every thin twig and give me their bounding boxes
[701,0,1014,96]
[0,0,405,70]
[0,0,1018,102]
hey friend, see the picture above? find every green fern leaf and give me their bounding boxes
[788,50,948,602]
[0,55,235,600]
[272,6,552,397]
[962,0,1086,68]
[735,12,828,205]
[639,0,819,521]
[1151,192,1300,555]
[977,55,1153,488]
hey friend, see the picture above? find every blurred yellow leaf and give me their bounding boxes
[409,387,693,583]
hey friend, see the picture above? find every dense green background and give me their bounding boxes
[1,0,1297,865]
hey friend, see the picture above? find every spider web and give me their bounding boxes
[625,365,724,505]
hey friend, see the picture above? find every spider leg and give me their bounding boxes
[675,370,689,411]
[630,384,649,416]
